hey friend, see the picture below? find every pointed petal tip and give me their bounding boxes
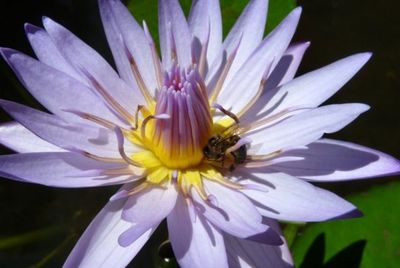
[41,16,54,28]
[0,47,17,60]
[342,52,373,71]
[295,40,311,49]
[287,41,311,53]
[360,51,373,60]
[344,103,370,114]
[354,51,373,65]
[24,23,41,35]
[291,6,303,17]
[394,158,400,170]
[293,6,303,13]
[395,161,400,175]
[330,208,363,220]
[110,190,130,201]
[361,103,371,113]
[356,103,371,113]
[382,157,400,176]
[276,6,301,31]
[41,16,49,23]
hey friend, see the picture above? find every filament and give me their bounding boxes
[114,127,141,167]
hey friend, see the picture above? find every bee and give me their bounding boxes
[203,134,247,171]
[203,104,248,171]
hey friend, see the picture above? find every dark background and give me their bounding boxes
[0,0,399,267]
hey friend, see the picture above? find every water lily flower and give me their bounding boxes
[0,0,399,267]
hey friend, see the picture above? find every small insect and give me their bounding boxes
[203,104,247,171]
[203,132,247,171]
[203,134,247,171]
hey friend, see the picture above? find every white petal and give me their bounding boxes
[240,41,310,123]
[168,194,228,268]
[0,152,133,187]
[64,196,154,267]
[122,184,177,222]
[262,53,372,116]
[207,0,268,87]
[99,0,158,96]
[225,219,293,268]
[188,0,222,65]
[269,138,400,181]
[43,17,145,113]
[0,121,63,153]
[192,179,267,238]
[24,23,83,83]
[237,169,360,222]
[0,100,136,158]
[264,218,294,267]
[158,0,192,69]
[247,103,370,155]
[119,185,176,246]
[217,8,302,115]
[271,41,310,86]
[0,48,123,125]
[158,0,172,69]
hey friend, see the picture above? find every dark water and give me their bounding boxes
[0,0,399,267]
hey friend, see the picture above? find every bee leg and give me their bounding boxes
[221,155,226,169]
[229,164,236,172]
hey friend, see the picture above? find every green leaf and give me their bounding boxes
[265,0,297,33]
[292,181,400,268]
